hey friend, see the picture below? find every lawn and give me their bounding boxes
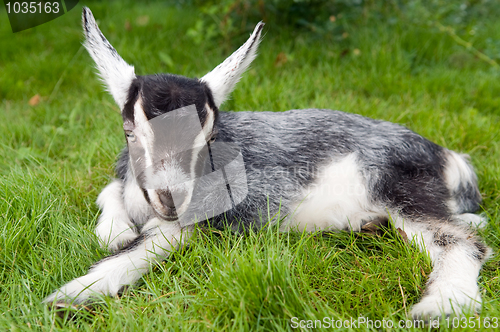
[1,1,499,331]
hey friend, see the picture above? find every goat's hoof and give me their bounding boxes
[48,301,93,320]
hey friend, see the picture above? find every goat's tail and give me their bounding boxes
[443,150,482,215]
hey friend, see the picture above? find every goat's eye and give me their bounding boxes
[125,131,136,142]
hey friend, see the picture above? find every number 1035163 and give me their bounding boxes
[443,316,498,329]
[5,2,60,14]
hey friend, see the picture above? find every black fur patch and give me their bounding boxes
[141,188,151,205]
[122,74,217,125]
[117,233,147,254]
[452,179,481,214]
[122,79,142,123]
[373,139,451,220]
[116,147,129,180]
[472,241,488,261]
[90,234,147,267]
[433,233,457,247]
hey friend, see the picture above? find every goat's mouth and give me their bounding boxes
[151,205,179,221]
[146,188,191,222]
[161,214,179,222]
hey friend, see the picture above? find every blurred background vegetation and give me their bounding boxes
[183,0,500,65]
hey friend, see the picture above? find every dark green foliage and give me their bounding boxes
[186,0,500,59]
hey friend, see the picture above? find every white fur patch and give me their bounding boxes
[444,151,478,214]
[410,282,481,318]
[123,169,154,226]
[444,151,476,191]
[454,213,488,229]
[284,154,386,232]
[95,180,138,251]
[133,96,155,170]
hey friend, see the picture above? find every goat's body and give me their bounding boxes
[117,108,481,232]
[45,8,491,320]
[214,109,481,230]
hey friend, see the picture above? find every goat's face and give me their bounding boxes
[82,8,263,221]
[123,75,217,220]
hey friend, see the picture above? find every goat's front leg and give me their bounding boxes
[394,216,491,319]
[95,180,138,252]
[44,219,193,305]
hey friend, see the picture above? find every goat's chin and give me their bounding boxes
[151,208,178,221]
[160,215,179,222]
[149,204,178,222]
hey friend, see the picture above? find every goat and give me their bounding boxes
[45,7,491,320]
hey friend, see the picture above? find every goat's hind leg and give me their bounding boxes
[95,180,138,252]
[452,213,488,229]
[394,216,491,319]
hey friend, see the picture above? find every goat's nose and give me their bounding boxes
[158,189,175,209]
[158,189,187,209]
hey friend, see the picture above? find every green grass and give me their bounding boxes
[1,1,500,331]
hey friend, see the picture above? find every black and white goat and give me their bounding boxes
[45,7,491,319]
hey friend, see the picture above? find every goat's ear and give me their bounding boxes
[82,7,136,110]
[200,22,264,108]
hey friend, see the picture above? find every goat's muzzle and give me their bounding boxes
[153,188,188,221]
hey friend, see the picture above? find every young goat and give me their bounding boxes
[45,7,491,319]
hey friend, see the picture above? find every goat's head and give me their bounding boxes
[82,7,262,221]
